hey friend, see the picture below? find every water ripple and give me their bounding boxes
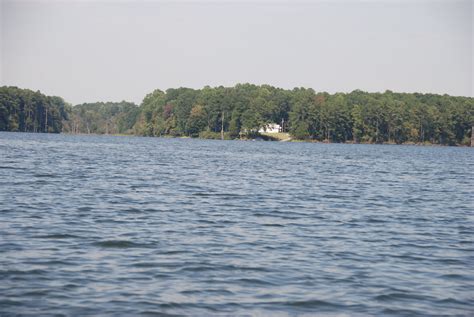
[0,132,473,316]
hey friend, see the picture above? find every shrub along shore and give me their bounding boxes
[1,84,473,146]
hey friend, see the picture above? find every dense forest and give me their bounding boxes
[0,86,69,133]
[1,85,473,145]
[62,101,139,135]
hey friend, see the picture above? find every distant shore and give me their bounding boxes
[2,85,472,147]
[33,131,471,147]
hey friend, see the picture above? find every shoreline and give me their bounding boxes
[3,131,470,147]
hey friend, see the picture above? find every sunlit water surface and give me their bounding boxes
[0,132,473,316]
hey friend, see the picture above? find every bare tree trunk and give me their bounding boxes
[44,108,48,133]
[221,111,225,140]
[471,126,474,147]
[25,109,28,132]
[419,120,423,143]
[376,120,379,143]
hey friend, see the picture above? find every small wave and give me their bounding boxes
[178,263,268,274]
[375,292,432,302]
[390,254,431,262]
[381,307,423,315]
[139,311,184,317]
[0,299,23,307]
[225,264,269,272]
[437,297,471,306]
[23,289,51,296]
[236,278,276,286]
[435,258,465,265]
[133,262,160,268]
[366,217,387,223]
[196,219,217,224]
[77,206,92,212]
[26,259,74,266]
[191,192,214,197]
[192,192,242,198]
[263,223,285,227]
[1,269,47,276]
[178,265,216,273]
[33,173,58,178]
[180,288,234,295]
[277,299,341,309]
[0,166,25,170]
[321,194,344,199]
[92,240,151,248]
[440,273,467,280]
[35,233,78,239]
[132,257,187,268]
[0,208,16,213]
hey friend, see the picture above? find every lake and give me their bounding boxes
[0,132,472,316]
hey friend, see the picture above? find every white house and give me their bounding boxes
[258,123,281,134]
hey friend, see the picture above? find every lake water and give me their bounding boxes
[0,132,473,316]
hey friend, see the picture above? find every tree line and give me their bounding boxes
[62,101,139,135]
[0,86,69,133]
[1,84,473,145]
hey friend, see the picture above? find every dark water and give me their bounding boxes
[0,132,473,316]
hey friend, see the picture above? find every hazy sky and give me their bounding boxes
[1,0,472,105]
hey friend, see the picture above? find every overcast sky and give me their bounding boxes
[1,0,472,105]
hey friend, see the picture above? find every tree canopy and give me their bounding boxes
[62,101,139,135]
[0,86,69,133]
